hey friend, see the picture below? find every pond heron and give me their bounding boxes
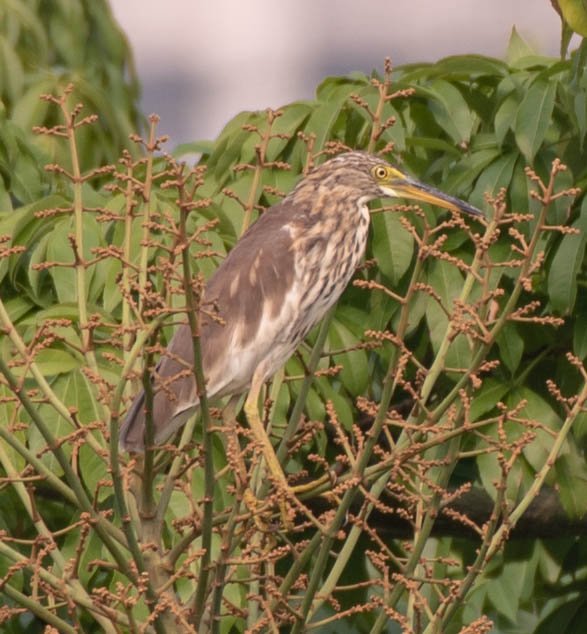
[119,151,482,503]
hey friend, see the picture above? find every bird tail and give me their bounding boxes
[118,388,200,454]
[118,390,147,453]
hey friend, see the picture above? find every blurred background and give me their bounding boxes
[110,0,566,146]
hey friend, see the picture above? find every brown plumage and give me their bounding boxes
[119,151,481,474]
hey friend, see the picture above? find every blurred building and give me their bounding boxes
[110,0,563,146]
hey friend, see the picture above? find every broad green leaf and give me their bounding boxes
[61,522,105,586]
[0,384,26,472]
[547,207,587,313]
[441,147,502,194]
[470,152,517,210]
[209,111,259,183]
[430,55,509,80]
[420,79,475,144]
[271,380,291,430]
[0,36,24,102]
[315,75,366,102]
[556,451,587,518]
[172,139,215,159]
[83,214,105,303]
[505,26,536,66]
[315,377,354,431]
[46,219,77,303]
[496,323,524,374]
[264,103,312,161]
[494,93,520,145]
[19,303,98,326]
[514,79,557,162]
[304,97,346,153]
[573,291,587,359]
[328,315,369,395]
[407,136,463,158]
[509,156,534,213]
[574,88,587,149]
[476,451,501,500]
[535,598,587,634]
[486,563,523,623]
[536,540,565,584]
[394,288,426,338]
[10,77,56,129]
[352,86,406,152]
[371,209,414,285]
[29,348,80,376]
[425,259,472,371]
[285,356,325,423]
[264,168,299,206]
[27,231,51,302]
[1,296,33,323]
[508,387,562,473]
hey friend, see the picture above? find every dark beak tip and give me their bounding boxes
[461,203,484,218]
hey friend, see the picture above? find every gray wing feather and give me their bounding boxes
[119,198,308,452]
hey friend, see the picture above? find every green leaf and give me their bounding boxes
[314,377,354,430]
[535,597,587,634]
[10,78,56,130]
[315,75,366,102]
[351,86,406,152]
[371,208,414,285]
[506,26,536,65]
[61,523,105,586]
[441,147,502,195]
[208,111,259,183]
[514,79,557,162]
[573,291,587,359]
[494,93,520,145]
[0,384,26,472]
[509,156,534,213]
[556,451,587,518]
[304,98,346,153]
[476,451,501,500]
[430,55,509,80]
[328,314,369,395]
[470,152,517,210]
[46,219,76,303]
[420,79,475,145]
[21,348,80,377]
[264,103,312,161]
[172,140,215,159]
[486,564,522,624]
[425,259,472,371]
[0,36,24,103]
[547,198,587,313]
[508,387,561,473]
[0,296,33,323]
[496,323,524,374]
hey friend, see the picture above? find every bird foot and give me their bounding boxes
[243,487,294,531]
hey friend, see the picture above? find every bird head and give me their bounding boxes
[368,160,483,217]
[290,151,483,220]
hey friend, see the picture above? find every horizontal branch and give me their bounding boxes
[306,486,586,540]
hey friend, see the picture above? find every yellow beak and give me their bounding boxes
[383,176,483,217]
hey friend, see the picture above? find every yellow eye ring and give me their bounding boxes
[374,165,387,179]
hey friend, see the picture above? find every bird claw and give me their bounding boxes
[243,487,294,531]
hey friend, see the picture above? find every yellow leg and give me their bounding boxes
[244,368,293,526]
[223,395,248,488]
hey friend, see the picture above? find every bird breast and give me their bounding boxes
[285,201,371,345]
[199,200,371,397]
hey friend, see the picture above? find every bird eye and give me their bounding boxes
[374,166,387,179]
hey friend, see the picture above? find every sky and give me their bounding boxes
[109,1,565,146]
